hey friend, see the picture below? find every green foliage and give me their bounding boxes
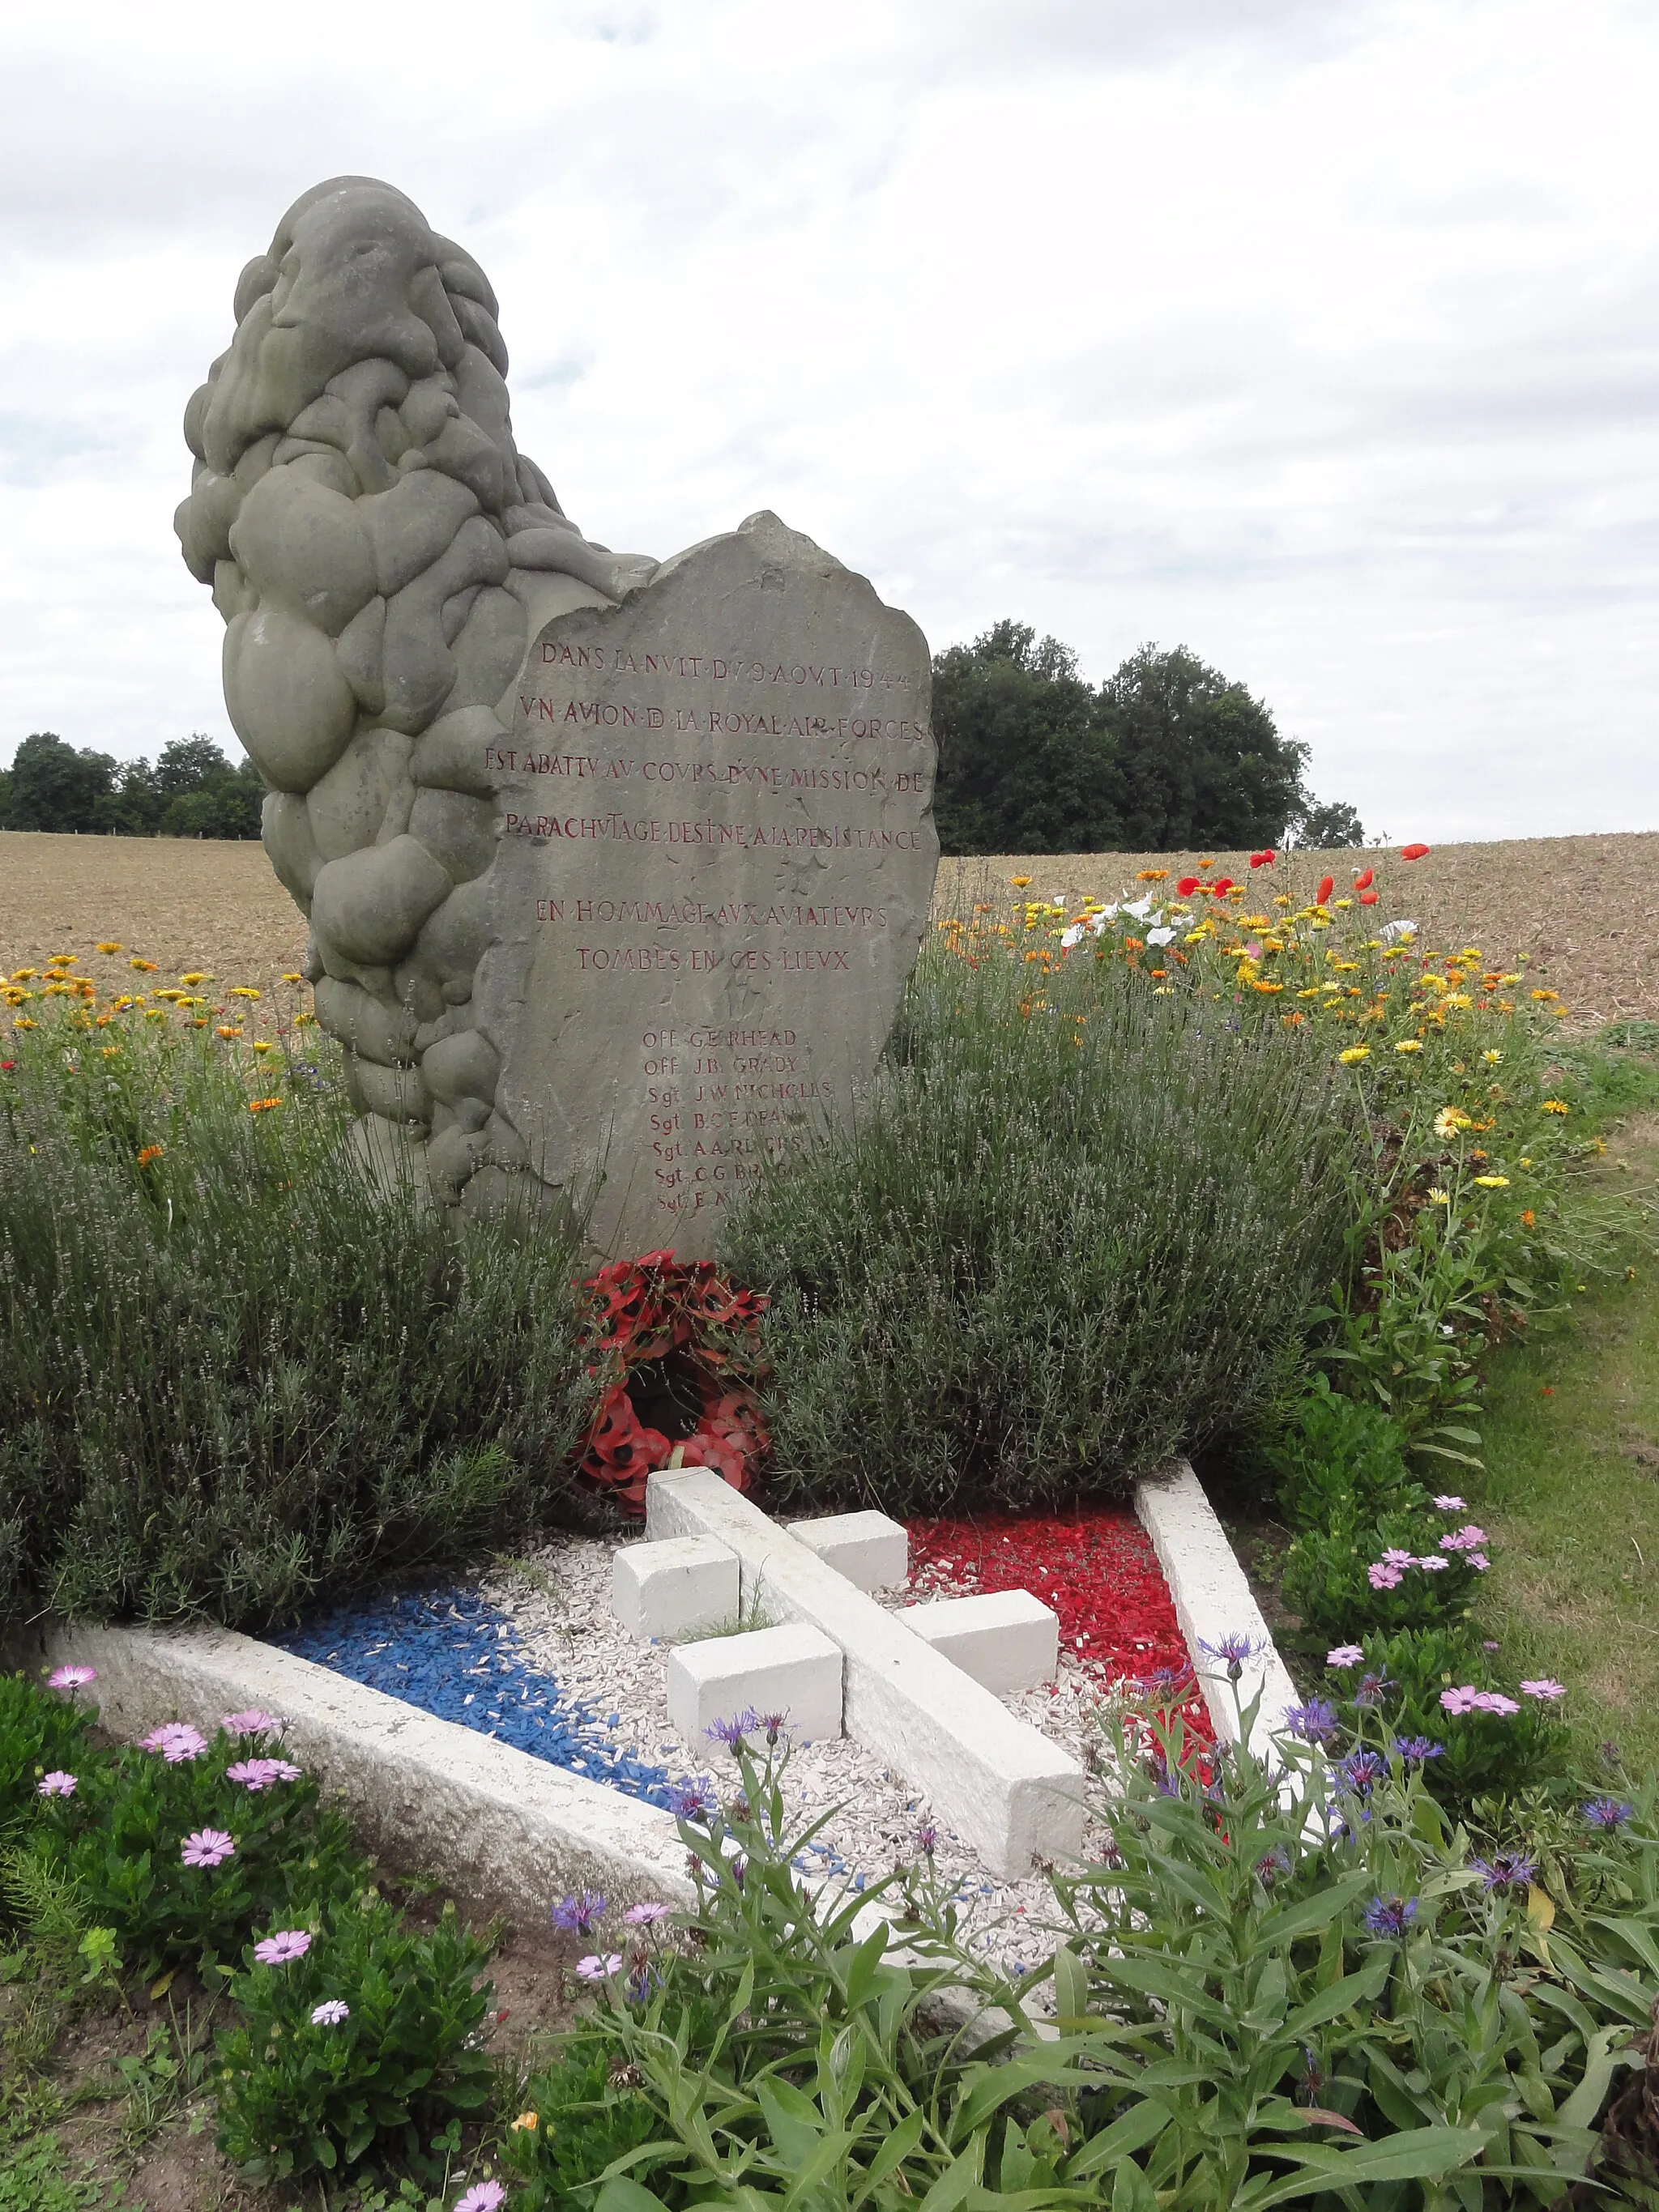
[929,626,1354,856]
[1350,1629,1572,1805]
[722,934,1357,1516]
[0,1672,92,1828]
[502,2032,672,2209]
[213,1894,494,2185]
[1263,1373,1413,1525]
[26,1733,361,1980]
[0,1016,595,1627]
[547,1731,1659,2209]
[1103,641,1315,853]
[0,731,262,838]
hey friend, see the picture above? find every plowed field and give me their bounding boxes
[3,829,1653,1026]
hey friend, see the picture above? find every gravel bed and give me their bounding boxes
[482,1534,1120,1972]
[270,1534,1133,1973]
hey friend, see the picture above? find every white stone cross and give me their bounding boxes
[609,1468,1085,1877]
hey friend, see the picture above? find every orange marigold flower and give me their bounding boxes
[216,1025,241,1038]
[137,1144,164,1166]
[129,957,158,972]
[247,1097,284,1114]
[1136,868,1170,881]
[1520,1208,1536,1227]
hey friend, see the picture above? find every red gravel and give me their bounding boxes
[906,1507,1212,1744]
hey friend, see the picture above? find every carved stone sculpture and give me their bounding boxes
[178,177,936,1254]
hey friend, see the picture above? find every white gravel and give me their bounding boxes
[482,1533,1124,1975]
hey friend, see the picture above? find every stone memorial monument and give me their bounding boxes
[177,177,937,1257]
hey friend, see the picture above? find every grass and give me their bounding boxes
[1475,1110,1659,1774]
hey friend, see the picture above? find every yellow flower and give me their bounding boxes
[43,982,72,996]
[1428,1187,1450,1204]
[1333,897,1353,909]
[296,1011,318,1027]
[1394,1039,1423,1054]
[100,1046,120,1059]
[96,942,122,955]
[179,972,211,987]
[1434,1106,1473,1137]
[129,957,158,973]
[1473,1174,1510,1188]
[1540,1099,1569,1115]
[1444,993,1472,1010]
[1482,1050,1502,1064]
[14,1017,36,1029]
[11,970,36,982]
[252,1040,275,1053]
[216,1025,242,1039]
[143,1009,164,1021]
[1011,876,1032,889]
[1295,987,1321,1000]
[1337,1046,1370,1064]
[280,973,303,984]
[228,986,262,1000]
[510,2112,539,2133]
[49,953,76,964]
[1530,988,1559,1002]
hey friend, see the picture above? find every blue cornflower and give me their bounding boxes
[1351,1669,1394,1711]
[1284,1698,1341,1746]
[1584,1797,1636,1831]
[1337,1749,1387,1796]
[1393,1737,1444,1766]
[666,1780,714,1821]
[1361,1894,1419,1940]
[1200,1631,1263,1681]
[706,1709,761,1749]
[1469,1852,1536,1895]
[550,1889,606,1934]
[1255,1847,1292,1886]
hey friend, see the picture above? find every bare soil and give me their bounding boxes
[3,827,1652,1025]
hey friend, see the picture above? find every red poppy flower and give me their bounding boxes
[1399,842,1431,861]
[1358,889,1379,906]
[1249,849,1275,868]
[1175,876,1202,897]
[1353,868,1374,890]
[1211,877,1235,898]
[1316,875,1334,905]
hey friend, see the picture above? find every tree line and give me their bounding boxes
[1,628,1362,853]
[932,624,1363,853]
[0,732,262,840]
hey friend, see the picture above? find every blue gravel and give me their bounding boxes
[271,1583,710,1816]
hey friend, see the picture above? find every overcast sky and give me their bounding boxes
[2,0,1655,842]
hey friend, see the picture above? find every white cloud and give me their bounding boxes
[1,0,1656,839]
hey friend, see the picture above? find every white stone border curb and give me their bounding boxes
[3,1617,695,1920]
[1133,1457,1301,1763]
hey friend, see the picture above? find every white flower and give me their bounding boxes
[1124,897,1154,920]
[1146,927,1175,947]
[1060,925,1085,948]
[1379,919,1419,944]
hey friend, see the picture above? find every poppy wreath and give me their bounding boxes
[577,1250,770,1513]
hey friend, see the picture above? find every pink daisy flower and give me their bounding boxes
[1432,1495,1466,1511]
[575,1952,624,1980]
[456,2185,507,2212]
[1367,1562,1404,1590]
[1439,1686,1480,1715]
[1325,1645,1365,1669]
[181,1828,236,1869]
[309,1999,350,2026]
[220,1708,284,1737]
[37,1771,77,1797]
[253,1929,312,1966]
[139,1723,208,1764]
[227,1757,302,1790]
[1470,1692,1520,1716]
[1520,1678,1567,1701]
[1415,1555,1449,1571]
[47,1664,97,1692]
[623,1900,672,1924]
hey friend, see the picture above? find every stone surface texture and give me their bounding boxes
[612,1534,740,1642]
[646,1468,1085,1876]
[178,177,937,1253]
[787,1511,911,1592]
[900,1589,1060,1695]
[1,1616,693,1920]
[1133,1458,1301,1763]
[664,1621,845,1744]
